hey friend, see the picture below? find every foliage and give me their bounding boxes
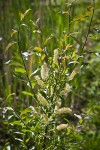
[0,0,100,149]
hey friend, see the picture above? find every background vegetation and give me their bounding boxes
[0,0,100,149]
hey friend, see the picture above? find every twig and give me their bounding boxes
[1,98,34,133]
[17,21,37,99]
[81,0,95,54]
[67,4,71,44]
[17,20,47,114]
[43,125,48,149]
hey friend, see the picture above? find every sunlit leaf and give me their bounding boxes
[19,12,24,21]
[13,72,26,81]
[87,6,93,12]
[19,9,31,21]
[5,60,23,67]
[30,20,37,27]
[95,53,100,57]
[6,41,17,51]
[22,52,30,57]
[79,118,83,124]
[24,8,31,16]
[6,93,16,101]
[71,51,76,58]
[33,30,41,34]
[15,138,23,142]
[29,69,39,78]
[26,138,30,143]
[10,29,17,37]
[70,15,89,24]
[21,91,33,97]
[14,132,25,135]
[8,115,13,120]
[34,47,43,52]
[15,68,26,74]
[74,114,82,119]
[68,61,79,64]
[44,35,53,45]
[22,129,32,133]
[11,121,22,126]
[65,3,71,7]
[63,56,71,59]
[5,107,13,111]
[62,11,70,15]
[36,18,40,25]
[67,127,71,135]
[20,108,32,116]
[41,54,46,60]
[20,24,29,28]
[65,44,72,50]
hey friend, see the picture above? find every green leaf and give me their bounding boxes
[62,11,70,14]
[26,138,30,143]
[70,15,89,24]
[44,35,53,45]
[15,68,26,74]
[20,108,32,116]
[34,47,43,52]
[24,8,31,16]
[10,29,17,37]
[14,132,25,135]
[29,68,39,78]
[15,138,23,142]
[13,72,26,81]
[22,129,32,133]
[5,60,23,67]
[6,93,16,101]
[21,91,33,97]
[19,9,31,21]
[33,30,41,34]
[79,119,83,124]
[11,121,22,126]
[20,24,29,28]
[6,41,17,51]
[95,53,100,57]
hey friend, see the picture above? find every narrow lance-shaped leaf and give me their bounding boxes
[6,93,16,101]
[15,68,26,74]
[11,121,22,126]
[65,44,72,50]
[24,8,31,17]
[20,108,32,116]
[19,8,31,21]
[34,47,43,52]
[6,41,17,51]
[20,24,29,28]
[44,35,53,45]
[10,29,17,37]
[21,91,33,97]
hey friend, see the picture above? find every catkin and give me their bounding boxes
[68,66,80,81]
[35,75,45,88]
[61,83,71,96]
[55,99,61,110]
[56,124,68,130]
[37,93,49,107]
[56,107,72,114]
[53,49,58,65]
[41,62,48,80]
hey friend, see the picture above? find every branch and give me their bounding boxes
[81,0,95,54]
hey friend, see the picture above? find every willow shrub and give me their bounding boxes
[1,1,97,150]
